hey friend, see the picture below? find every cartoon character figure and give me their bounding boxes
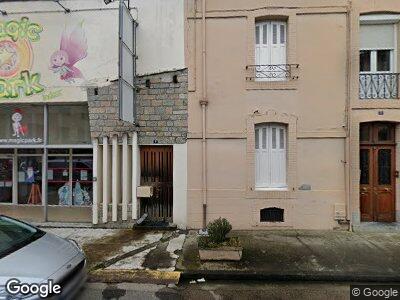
[11,109,27,138]
[50,23,87,83]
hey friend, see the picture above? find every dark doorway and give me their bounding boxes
[140,146,173,222]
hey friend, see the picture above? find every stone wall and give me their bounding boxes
[87,69,188,144]
[136,69,188,144]
[87,82,136,139]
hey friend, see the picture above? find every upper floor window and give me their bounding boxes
[255,21,287,81]
[359,22,398,99]
[255,123,287,189]
[360,24,395,73]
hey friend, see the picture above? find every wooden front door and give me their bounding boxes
[360,123,396,222]
[140,146,173,222]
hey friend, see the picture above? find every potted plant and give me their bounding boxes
[198,218,242,261]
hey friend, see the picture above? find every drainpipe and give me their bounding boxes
[345,3,352,230]
[200,0,208,229]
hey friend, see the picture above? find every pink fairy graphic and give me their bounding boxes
[11,109,28,138]
[50,22,88,83]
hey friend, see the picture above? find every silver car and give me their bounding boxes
[0,215,86,300]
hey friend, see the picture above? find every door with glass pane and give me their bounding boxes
[0,157,13,203]
[359,123,395,222]
[374,146,395,222]
[47,149,93,207]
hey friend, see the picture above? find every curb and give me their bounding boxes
[89,269,181,285]
[180,270,400,283]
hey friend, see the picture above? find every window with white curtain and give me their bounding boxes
[255,21,287,81]
[255,123,287,189]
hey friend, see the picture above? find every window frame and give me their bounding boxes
[359,23,397,74]
[0,104,93,208]
[254,20,288,82]
[246,111,297,200]
[246,10,298,90]
[255,123,288,190]
[359,49,395,74]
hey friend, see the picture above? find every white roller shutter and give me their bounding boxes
[255,124,287,189]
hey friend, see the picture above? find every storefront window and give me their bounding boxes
[47,150,93,206]
[0,158,13,203]
[0,103,93,212]
[18,156,42,205]
[0,105,44,145]
[72,156,93,206]
[48,105,91,145]
[48,155,70,205]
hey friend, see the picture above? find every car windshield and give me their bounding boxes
[0,216,45,259]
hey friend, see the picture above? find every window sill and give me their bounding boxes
[246,187,295,199]
[354,99,400,109]
[255,187,288,191]
[245,80,298,90]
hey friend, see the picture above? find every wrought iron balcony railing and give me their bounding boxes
[246,64,299,81]
[359,73,399,99]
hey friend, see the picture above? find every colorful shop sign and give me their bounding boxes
[0,17,45,99]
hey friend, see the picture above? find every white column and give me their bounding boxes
[102,136,110,223]
[122,134,129,220]
[112,135,119,222]
[92,138,99,224]
[132,132,139,220]
[173,143,188,229]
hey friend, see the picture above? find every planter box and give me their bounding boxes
[199,246,243,261]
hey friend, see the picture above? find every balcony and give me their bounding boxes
[246,64,299,81]
[359,73,400,100]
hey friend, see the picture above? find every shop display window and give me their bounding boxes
[0,103,93,208]
[72,156,93,206]
[47,150,93,206]
[0,158,13,203]
[48,105,91,145]
[0,105,44,145]
[48,155,70,205]
[17,156,42,205]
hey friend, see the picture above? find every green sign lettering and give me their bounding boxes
[0,70,45,99]
[0,17,43,42]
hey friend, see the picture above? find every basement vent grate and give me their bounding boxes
[260,207,284,222]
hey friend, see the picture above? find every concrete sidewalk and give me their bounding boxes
[43,227,186,285]
[177,230,400,282]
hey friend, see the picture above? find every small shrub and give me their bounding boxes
[198,235,241,249]
[207,217,232,244]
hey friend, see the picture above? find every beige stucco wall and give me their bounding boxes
[187,0,400,229]
[348,0,400,225]
[186,0,350,229]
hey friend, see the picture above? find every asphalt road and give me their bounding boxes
[77,281,352,300]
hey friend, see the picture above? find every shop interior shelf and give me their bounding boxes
[48,180,93,183]
[48,168,92,170]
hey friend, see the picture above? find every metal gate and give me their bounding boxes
[140,146,173,222]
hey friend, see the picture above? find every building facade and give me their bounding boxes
[186,0,400,230]
[0,0,188,228]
